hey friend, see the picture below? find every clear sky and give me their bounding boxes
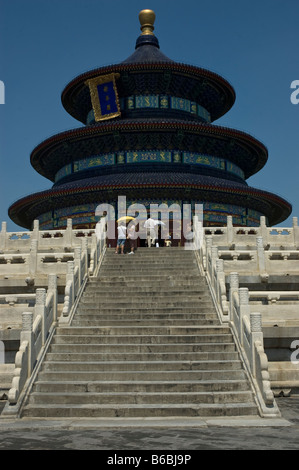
[0,0,298,231]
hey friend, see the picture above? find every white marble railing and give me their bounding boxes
[203,215,299,249]
[194,216,284,417]
[59,232,106,325]
[0,249,75,277]
[1,225,106,418]
[228,274,279,416]
[0,219,94,252]
[218,246,299,277]
[2,274,57,415]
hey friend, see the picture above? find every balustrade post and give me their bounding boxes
[35,288,46,345]
[250,312,263,376]
[48,274,58,323]
[229,272,239,322]
[206,235,212,249]
[89,233,97,274]
[81,237,88,276]
[259,216,268,244]
[204,235,212,272]
[32,219,39,245]
[215,258,228,315]
[227,215,233,247]
[74,246,82,285]
[211,246,218,281]
[66,260,75,304]
[29,239,38,277]
[65,218,73,247]
[216,258,224,273]
[21,311,34,377]
[239,287,250,345]
[211,246,218,262]
[256,236,268,281]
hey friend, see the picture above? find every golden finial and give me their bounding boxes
[139,9,156,35]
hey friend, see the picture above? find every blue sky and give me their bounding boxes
[0,0,298,231]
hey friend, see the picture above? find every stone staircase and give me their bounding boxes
[21,247,258,419]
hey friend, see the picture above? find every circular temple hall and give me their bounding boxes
[8,9,292,234]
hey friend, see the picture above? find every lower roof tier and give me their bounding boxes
[8,172,291,229]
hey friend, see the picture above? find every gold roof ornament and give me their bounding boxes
[139,9,156,35]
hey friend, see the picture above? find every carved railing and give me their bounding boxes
[229,274,280,416]
[193,216,282,417]
[0,223,106,418]
[59,231,106,325]
[1,274,58,417]
[202,215,299,248]
[0,219,94,252]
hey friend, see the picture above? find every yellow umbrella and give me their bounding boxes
[116,216,135,223]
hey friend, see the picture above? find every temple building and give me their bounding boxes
[8,10,291,232]
[1,11,299,420]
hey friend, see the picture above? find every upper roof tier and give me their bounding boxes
[61,10,236,124]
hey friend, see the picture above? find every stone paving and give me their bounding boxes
[0,397,298,450]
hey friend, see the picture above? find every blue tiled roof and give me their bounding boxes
[122,34,173,64]
[55,172,247,191]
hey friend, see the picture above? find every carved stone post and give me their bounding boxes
[229,272,239,322]
[203,235,212,271]
[74,246,82,285]
[35,288,46,345]
[216,258,228,315]
[29,239,38,277]
[81,237,88,276]
[216,258,224,273]
[66,261,75,304]
[211,246,218,262]
[239,287,250,345]
[250,312,263,376]
[48,274,58,323]
[65,218,73,247]
[21,311,34,376]
[259,216,268,244]
[227,215,233,247]
[32,220,39,245]
[256,236,268,282]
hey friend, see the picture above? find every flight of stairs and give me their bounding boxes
[22,247,258,419]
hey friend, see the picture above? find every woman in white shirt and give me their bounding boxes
[127,222,137,254]
[115,222,126,254]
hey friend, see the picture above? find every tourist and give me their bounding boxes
[127,221,137,254]
[115,221,126,254]
[143,215,157,247]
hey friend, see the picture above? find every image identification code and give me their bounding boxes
[107,454,192,467]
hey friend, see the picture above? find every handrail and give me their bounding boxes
[0,222,107,418]
[193,215,282,418]
[1,274,58,418]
